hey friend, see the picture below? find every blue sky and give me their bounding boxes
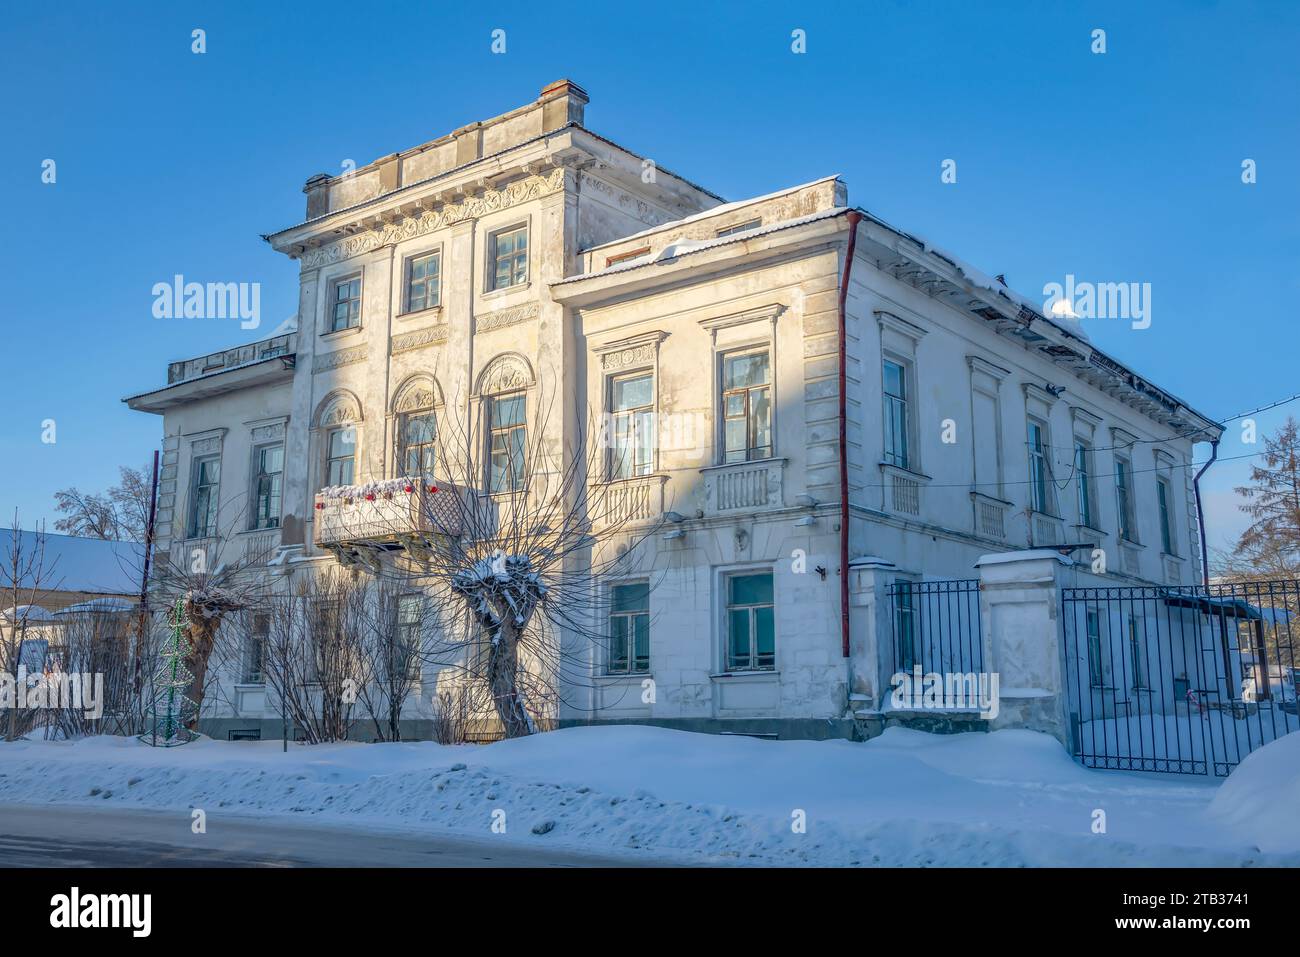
[3,0,1296,556]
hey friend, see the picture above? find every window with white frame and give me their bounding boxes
[609,372,654,479]
[1027,418,1054,515]
[721,349,772,463]
[1128,615,1147,689]
[883,358,911,469]
[1156,476,1176,554]
[716,219,760,238]
[188,455,221,538]
[400,411,437,476]
[393,595,424,681]
[1086,609,1104,688]
[243,611,268,684]
[252,444,284,530]
[1074,439,1096,529]
[1115,456,1137,542]
[488,225,528,290]
[608,581,650,674]
[488,393,526,493]
[329,275,362,332]
[725,571,775,671]
[404,250,441,313]
[325,428,355,487]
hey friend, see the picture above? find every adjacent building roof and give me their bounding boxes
[0,528,144,596]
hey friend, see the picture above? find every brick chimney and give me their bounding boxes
[539,78,589,130]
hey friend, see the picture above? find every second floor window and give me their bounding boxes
[401,412,437,476]
[188,455,221,538]
[883,359,910,469]
[1116,457,1136,542]
[725,571,775,671]
[325,428,355,487]
[610,373,654,479]
[1027,420,1052,515]
[721,350,771,463]
[608,581,650,674]
[489,225,528,290]
[1156,477,1175,554]
[253,444,284,530]
[1074,440,1094,528]
[489,393,526,493]
[330,275,362,332]
[405,251,441,312]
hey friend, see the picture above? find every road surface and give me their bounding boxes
[0,803,650,867]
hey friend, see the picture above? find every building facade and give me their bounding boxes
[125,81,1221,740]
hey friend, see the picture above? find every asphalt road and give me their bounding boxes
[0,803,647,867]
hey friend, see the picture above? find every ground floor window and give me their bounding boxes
[725,571,774,671]
[608,581,650,674]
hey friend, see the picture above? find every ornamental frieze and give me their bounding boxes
[476,301,540,333]
[300,168,565,269]
[392,324,449,354]
[313,344,368,373]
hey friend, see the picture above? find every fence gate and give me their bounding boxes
[1061,581,1300,776]
[887,579,985,680]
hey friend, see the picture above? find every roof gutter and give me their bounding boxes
[1193,439,1220,589]
[838,211,863,658]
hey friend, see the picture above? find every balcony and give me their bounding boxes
[701,458,786,514]
[313,479,466,556]
[971,492,1011,540]
[592,474,666,529]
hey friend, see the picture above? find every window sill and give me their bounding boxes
[700,456,787,474]
[596,672,652,681]
[711,670,778,680]
[1072,523,1106,536]
[1120,539,1146,549]
[481,281,531,301]
[397,305,442,322]
[234,682,266,690]
[879,462,933,482]
[1161,551,1184,561]
[321,325,363,341]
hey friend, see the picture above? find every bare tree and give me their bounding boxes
[319,383,665,739]
[2,511,64,741]
[53,464,153,543]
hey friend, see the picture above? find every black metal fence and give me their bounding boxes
[887,579,985,680]
[1062,581,1300,776]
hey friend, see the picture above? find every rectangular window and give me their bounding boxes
[1086,609,1103,687]
[1128,615,1146,689]
[325,429,355,487]
[1074,440,1094,528]
[883,359,910,469]
[605,246,651,268]
[725,571,775,671]
[721,350,772,463]
[1027,420,1052,514]
[608,581,650,674]
[394,595,423,681]
[243,612,268,683]
[1156,477,1175,554]
[1116,457,1136,542]
[188,455,221,538]
[489,225,528,290]
[610,373,655,479]
[402,412,437,476]
[716,219,760,238]
[330,275,362,332]
[404,251,441,313]
[489,393,526,493]
[252,444,284,530]
[895,581,916,672]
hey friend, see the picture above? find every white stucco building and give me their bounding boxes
[125,80,1221,740]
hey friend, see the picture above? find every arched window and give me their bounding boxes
[392,377,441,477]
[475,355,534,494]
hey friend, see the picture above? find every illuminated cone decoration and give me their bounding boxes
[139,599,199,747]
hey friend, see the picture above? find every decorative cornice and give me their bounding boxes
[876,310,928,342]
[595,330,668,370]
[314,345,368,373]
[392,324,449,354]
[966,355,1010,381]
[299,169,565,269]
[577,171,675,228]
[698,303,784,335]
[476,301,540,333]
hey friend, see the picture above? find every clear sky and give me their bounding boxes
[3,0,1296,557]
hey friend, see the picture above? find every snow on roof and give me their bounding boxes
[0,604,57,623]
[56,597,135,616]
[0,528,143,596]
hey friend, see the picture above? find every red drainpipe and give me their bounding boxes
[838,211,863,658]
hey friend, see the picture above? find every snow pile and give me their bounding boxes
[0,726,1291,867]
[1206,732,1300,854]
[317,478,428,501]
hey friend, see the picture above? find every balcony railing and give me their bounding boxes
[593,474,666,529]
[313,479,465,549]
[701,458,785,513]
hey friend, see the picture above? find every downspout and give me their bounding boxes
[838,211,863,658]
[1193,438,1219,589]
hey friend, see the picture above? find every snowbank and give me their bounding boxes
[1207,732,1300,854]
[0,726,1290,867]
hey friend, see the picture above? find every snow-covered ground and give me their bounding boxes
[0,725,1295,867]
